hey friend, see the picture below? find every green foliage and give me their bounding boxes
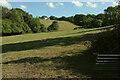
[74,14,85,26]
[86,14,96,18]
[21,23,32,33]
[103,6,120,26]
[2,7,46,36]
[1,5,120,36]
[40,24,47,32]
[115,5,120,25]
[50,16,57,20]
[11,23,22,34]
[7,9,24,23]
[47,21,59,31]
[58,16,67,21]
[23,12,34,28]
[51,5,119,29]
[31,17,44,33]
[2,19,23,36]
[2,19,12,35]
[67,16,74,23]
[2,7,9,19]
[96,13,105,20]
[92,19,103,28]
[73,14,104,28]
[83,17,93,28]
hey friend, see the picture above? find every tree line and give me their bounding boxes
[47,5,120,29]
[1,5,120,36]
[1,7,59,36]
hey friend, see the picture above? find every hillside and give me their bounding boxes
[1,2,120,79]
[40,19,80,31]
[2,25,119,78]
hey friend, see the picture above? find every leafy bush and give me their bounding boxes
[32,17,45,33]
[47,21,59,31]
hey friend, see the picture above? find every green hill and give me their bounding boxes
[2,25,118,78]
[40,19,80,31]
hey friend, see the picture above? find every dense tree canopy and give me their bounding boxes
[1,7,46,36]
[74,14,86,26]
[73,5,119,28]
[47,5,120,29]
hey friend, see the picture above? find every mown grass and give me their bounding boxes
[40,19,80,31]
[2,25,119,78]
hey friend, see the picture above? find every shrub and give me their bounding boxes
[47,21,59,31]
[32,17,46,33]
[40,24,47,32]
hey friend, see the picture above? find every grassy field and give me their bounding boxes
[40,19,80,31]
[2,24,119,78]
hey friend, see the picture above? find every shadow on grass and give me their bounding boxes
[66,26,114,36]
[3,56,63,64]
[2,26,115,53]
[3,29,120,78]
[3,50,120,78]
[2,33,95,53]
[3,51,97,77]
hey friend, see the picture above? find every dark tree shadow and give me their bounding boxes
[66,25,114,35]
[3,29,120,78]
[2,33,95,53]
[3,56,63,64]
[55,51,120,78]
[2,26,114,53]
[3,52,97,77]
[3,51,120,78]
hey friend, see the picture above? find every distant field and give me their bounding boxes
[2,25,118,78]
[40,19,80,31]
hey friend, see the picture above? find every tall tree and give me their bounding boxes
[74,14,86,26]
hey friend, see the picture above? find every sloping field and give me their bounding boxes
[2,25,119,78]
[40,19,80,31]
